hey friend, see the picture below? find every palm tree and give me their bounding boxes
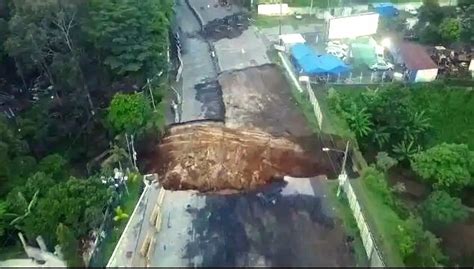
[392,139,421,162]
[372,126,390,149]
[345,104,374,138]
[113,206,129,222]
[400,110,432,142]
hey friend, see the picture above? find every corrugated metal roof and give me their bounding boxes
[399,42,438,70]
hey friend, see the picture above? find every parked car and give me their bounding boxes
[369,61,394,71]
[327,40,349,51]
[326,47,348,59]
[405,6,418,15]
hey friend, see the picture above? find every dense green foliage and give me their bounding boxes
[358,166,446,266]
[329,84,473,266]
[414,0,472,44]
[439,18,462,42]
[87,0,171,77]
[421,190,468,227]
[411,143,474,192]
[107,93,153,134]
[0,0,171,265]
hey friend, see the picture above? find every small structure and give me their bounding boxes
[279,34,306,52]
[349,36,381,67]
[391,42,438,82]
[290,44,350,76]
[469,59,474,78]
[371,3,399,18]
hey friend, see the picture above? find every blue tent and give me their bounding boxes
[372,3,399,17]
[290,44,350,75]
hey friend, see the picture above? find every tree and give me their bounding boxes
[392,139,421,163]
[107,93,153,135]
[0,200,7,237]
[439,18,461,43]
[87,0,171,77]
[411,143,473,192]
[421,190,468,227]
[376,152,398,172]
[37,154,68,181]
[343,104,373,139]
[401,215,446,266]
[56,223,82,266]
[19,177,111,245]
[459,3,474,43]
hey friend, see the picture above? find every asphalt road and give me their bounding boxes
[175,0,217,122]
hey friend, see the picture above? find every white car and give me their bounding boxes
[405,6,418,15]
[369,61,394,71]
[326,47,347,59]
[327,41,349,51]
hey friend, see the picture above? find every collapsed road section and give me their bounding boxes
[142,121,336,192]
[119,0,358,267]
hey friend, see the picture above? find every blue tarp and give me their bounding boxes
[372,3,399,17]
[290,44,350,75]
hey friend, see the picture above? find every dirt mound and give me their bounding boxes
[201,13,250,41]
[143,122,334,192]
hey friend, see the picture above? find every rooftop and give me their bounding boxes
[399,42,438,70]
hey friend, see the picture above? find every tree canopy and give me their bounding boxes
[421,190,468,227]
[0,0,171,265]
[411,143,474,192]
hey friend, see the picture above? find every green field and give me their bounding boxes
[253,15,324,29]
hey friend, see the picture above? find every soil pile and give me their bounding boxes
[202,13,250,41]
[144,122,333,192]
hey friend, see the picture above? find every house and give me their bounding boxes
[392,42,439,82]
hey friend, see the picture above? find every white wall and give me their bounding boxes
[257,4,290,16]
[328,13,379,40]
[415,68,438,82]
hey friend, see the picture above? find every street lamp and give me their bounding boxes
[322,141,350,197]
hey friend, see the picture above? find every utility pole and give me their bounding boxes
[147,79,157,112]
[322,140,350,197]
[337,141,350,197]
[279,0,283,43]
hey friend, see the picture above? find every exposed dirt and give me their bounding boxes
[142,121,338,192]
[201,13,250,41]
[437,213,474,266]
[219,64,314,138]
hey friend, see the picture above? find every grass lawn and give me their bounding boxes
[351,179,405,267]
[95,175,143,266]
[253,15,324,29]
[325,181,369,267]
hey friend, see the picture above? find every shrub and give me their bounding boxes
[421,190,468,227]
[411,143,473,192]
[376,151,398,172]
[362,166,392,205]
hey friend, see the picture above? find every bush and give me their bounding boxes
[421,190,468,227]
[376,152,398,172]
[411,143,474,192]
[402,215,447,266]
[362,166,393,205]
